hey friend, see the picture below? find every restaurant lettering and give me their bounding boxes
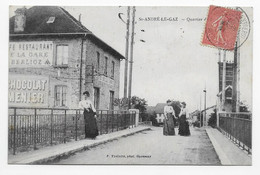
[9,41,53,67]
[9,75,49,107]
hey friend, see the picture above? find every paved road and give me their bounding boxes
[53,126,220,165]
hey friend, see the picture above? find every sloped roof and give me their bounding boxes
[146,106,155,114]
[217,85,233,96]
[9,6,124,60]
[154,103,167,114]
[10,6,91,34]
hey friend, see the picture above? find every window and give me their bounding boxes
[104,56,108,76]
[111,61,115,79]
[96,52,100,72]
[56,45,68,66]
[109,91,114,110]
[94,87,100,109]
[46,17,55,24]
[54,85,67,107]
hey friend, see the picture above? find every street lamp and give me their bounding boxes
[203,89,207,127]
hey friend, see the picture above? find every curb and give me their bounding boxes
[26,127,151,164]
[205,128,232,165]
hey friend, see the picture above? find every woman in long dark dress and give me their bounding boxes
[163,100,176,136]
[178,102,190,136]
[79,91,99,139]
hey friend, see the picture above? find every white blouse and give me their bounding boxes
[79,99,96,112]
[164,106,175,117]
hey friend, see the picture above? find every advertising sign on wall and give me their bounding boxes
[9,41,54,68]
[9,75,49,107]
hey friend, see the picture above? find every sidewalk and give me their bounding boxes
[8,126,151,164]
[206,127,252,165]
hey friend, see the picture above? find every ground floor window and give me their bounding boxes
[54,85,67,107]
[94,87,100,109]
[109,90,114,110]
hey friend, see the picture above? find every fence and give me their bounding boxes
[8,107,136,155]
[218,112,252,154]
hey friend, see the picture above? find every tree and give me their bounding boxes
[170,100,182,117]
[208,109,217,128]
[114,96,148,112]
[130,96,147,113]
[239,102,250,112]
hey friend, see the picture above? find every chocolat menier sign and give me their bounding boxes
[9,75,49,107]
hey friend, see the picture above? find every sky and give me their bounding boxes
[9,6,253,112]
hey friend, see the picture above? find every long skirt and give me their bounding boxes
[178,115,190,136]
[84,109,99,139]
[163,113,175,136]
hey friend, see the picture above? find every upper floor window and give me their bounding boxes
[54,85,67,107]
[56,45,68,66]
[96,52,100,72]
[104,56,108,76]
[111,61,115,79]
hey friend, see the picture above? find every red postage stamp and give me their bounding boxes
[202,5,242,50]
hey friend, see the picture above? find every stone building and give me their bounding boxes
[9,6,124,110]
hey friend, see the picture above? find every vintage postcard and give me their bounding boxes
[7,5,252,166]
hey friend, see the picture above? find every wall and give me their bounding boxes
[83,39,121,110]
[9,36,121,110]
[9,37,82,109]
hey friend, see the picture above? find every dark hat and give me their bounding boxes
[83,91,90,96]
[166,99,171,103]
[181,102,186,105]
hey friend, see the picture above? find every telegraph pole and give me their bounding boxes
[203,88,207,126]
[128,6,136,109]
[199,94,202,127]
[123,7,130,100]
[221,50,227,111]
[232,42,238,112]
[236,7,241,112]
[236,33,241,112]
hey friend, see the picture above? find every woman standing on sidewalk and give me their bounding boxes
[79,91,99,139]
[163,100,176,136]
[178,102,190,136]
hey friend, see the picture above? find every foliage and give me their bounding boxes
[114,96,148,112]
[149,111,160,126]
[239,102,250,112]
[169,100,182,117]
[130,96,148,113]
[208,109,217,128]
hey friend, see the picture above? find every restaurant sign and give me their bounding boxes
[9,41,53,68]
[9,75,49,107]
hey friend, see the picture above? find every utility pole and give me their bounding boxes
[236,33,241,112]
[232,42,238,112]
[221,50,227,111]
[128,6,136,109]
[199,94,202,127]
[236,7,241,112]
[203,88,207,127]
[123,7,130,101]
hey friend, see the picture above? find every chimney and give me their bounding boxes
[14,7,27,32]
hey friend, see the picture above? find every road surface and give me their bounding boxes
[53,126,220,165]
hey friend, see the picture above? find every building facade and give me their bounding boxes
[9,6,124,110]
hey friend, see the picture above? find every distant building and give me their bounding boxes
[9,6,124,110]
[147,103,167,124]
[216,85,233,112]
[218,61,234,92]
[218,61,234,112]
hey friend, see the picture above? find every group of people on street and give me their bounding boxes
[163,100,190,136]
[79,91,190,139]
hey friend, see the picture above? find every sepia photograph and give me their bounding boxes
[5,2,255,168]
